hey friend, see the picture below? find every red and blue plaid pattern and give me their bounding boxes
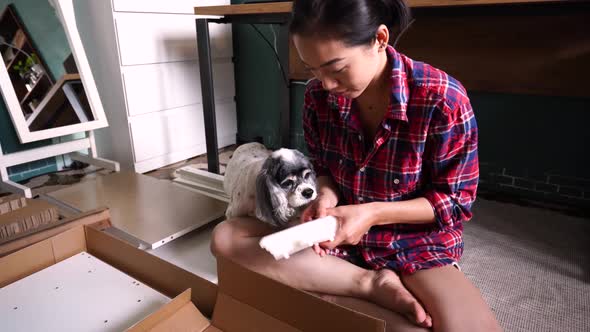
[303,46,479,275]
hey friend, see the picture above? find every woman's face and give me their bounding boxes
[293,34,382,99]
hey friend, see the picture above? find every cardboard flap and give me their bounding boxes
[212,292,300,332]
[216,257,385,332]
[0,208,112,257]
[128,289,211,332]
[85,226,218,317]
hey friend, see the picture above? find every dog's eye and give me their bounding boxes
[280,180,294,188]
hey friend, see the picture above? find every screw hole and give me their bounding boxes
[13,307,18,310]
[137,299,142,302]
[104,320,108,323]
[55,286,59,290]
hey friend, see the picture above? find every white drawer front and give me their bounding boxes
[115,12,232,66]
[112,0,229,14]
[129,101,237,163]
[122,60,235,117]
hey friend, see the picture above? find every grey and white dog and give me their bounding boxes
[223,142,317,228]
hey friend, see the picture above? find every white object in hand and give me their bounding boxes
[259,216,338,260]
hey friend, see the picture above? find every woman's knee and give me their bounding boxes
[210,217,273,258]
[210,220,236,258]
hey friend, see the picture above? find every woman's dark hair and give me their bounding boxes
[289,0,411,47]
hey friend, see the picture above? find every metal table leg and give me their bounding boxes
[196,18,220,174]
[278,24,290,148]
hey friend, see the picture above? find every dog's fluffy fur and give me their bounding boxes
[224,142,317,228]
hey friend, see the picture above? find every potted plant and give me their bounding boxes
[13,53,43,90]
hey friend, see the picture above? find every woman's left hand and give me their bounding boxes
[320,203,375,250]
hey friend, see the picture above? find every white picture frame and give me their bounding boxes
[0,0,108,144]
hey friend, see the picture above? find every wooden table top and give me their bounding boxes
[194,0,572,16]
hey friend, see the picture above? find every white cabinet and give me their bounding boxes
[74,0,236,173]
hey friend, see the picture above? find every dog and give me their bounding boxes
[223,142,318,228]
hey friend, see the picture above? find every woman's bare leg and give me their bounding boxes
[211,217,431,327]
[402,265,502,332]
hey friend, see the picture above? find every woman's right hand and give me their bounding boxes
[301,193,338,257]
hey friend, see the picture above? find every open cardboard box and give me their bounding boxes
[0,209,386,331]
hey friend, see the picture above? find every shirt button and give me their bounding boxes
[394,178,400,185]
[339,159,343,165]
[359,167,365,172]
[358,197,364,202]
[358,135,362,140]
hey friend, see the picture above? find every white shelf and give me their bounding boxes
[150,223,219,284]
[0,252,170,332]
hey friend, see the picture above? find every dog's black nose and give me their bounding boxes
[302,188,314,198]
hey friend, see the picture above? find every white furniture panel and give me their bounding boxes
[112,0,227,14]
[0,252,169,332]
[150,223,218,284]
[122,60,235,117]
[114,12,232,65]
[130,101,236,163]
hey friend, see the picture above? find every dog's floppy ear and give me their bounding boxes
[255,157,291,227]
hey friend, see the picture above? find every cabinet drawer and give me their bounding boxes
[122,60,235,117]
[112,0,229,14]
[115,12,232,66]
[129,101,237,163]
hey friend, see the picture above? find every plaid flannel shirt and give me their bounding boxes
[302,46,479,273]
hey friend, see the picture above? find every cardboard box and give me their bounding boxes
[0,197,60,241]
[0,196,27,213]
[0,209,385,331]
[0,208,111,258]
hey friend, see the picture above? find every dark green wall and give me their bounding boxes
[0,1,71,182]
[231,0,285,148]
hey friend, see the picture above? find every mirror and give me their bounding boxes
[0,0,108,144]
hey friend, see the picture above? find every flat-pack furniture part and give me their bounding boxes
[45,171,227,250]
[0,251,171,331]
[259,216,338,260]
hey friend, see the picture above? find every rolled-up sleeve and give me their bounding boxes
[302,84,331,177]
[423,101,479,229]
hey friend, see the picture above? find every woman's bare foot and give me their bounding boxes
[366,269,433,328]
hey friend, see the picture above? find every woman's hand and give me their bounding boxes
[300,193,338,256]
[319,204,375,251]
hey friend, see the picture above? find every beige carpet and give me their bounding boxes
[462,199,589,332]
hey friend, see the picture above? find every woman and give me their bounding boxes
[211,0,501,331]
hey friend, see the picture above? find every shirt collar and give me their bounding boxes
[327,45,409,126]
